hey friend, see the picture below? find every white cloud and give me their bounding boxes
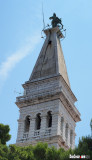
[0,33,41,81]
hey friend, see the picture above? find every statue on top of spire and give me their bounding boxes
[49,13,63,28]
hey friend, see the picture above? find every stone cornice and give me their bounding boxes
[60,75,77,102]
[16,88,80,123]
[60,92,81,122]
[15,91,61,108]
[16,135,69,150]
[22,74,60,88]
[22,74,77,103]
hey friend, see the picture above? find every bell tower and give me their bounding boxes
[16,14,81,150]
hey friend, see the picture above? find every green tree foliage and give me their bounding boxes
[74,136,92,158]
[8,145,35,160]
[33,142,47,160]
[78,136,92,151]
[0,140,92,160]
[0,123,92,160]
[0,124,11,145]
[0,143,9,160]
[46,146,63,160]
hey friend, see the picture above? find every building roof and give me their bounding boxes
[29,27,70,88]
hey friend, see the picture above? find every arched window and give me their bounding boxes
[61,117,64,134]
[24,115,30,132]
[70,130,73,146]
[65,123,68,142]
[47,111,52,128]
[35,113,41,130]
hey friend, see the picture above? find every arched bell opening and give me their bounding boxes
[24,115,30,133]
[65,123,69,143]
[35,113,41,130]
[61,117,64,134]
[47,111,52,128]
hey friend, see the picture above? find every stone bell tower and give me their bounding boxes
[16,14,81,150]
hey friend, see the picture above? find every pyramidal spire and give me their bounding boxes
[29,26,70,87]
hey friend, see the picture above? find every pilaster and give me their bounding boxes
[51,112,58,136]
[29,117,36,138]
[40,113,47,137]
[62,119,66,141]
[16,119,25,142]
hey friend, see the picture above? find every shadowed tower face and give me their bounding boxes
[16,18,81,149]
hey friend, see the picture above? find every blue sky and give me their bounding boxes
[0,0,92,146]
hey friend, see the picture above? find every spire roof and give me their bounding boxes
[29,27,70,87]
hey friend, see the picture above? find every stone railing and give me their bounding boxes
[34,130,40,137]
[17,128,52,142]
[23,132,29,139]
[34,128,52,138]
[16,87,62,102]
[45,128,51,136]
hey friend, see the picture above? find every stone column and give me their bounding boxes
[65,122,69,146]
[52,113,58,136]
[29,116,36,138]
[67,127,70,147]
[72,132,76,149]
[62,119,66,141]
[57,114,61,135]
[16,119,25,143]
[40,113,47,138]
